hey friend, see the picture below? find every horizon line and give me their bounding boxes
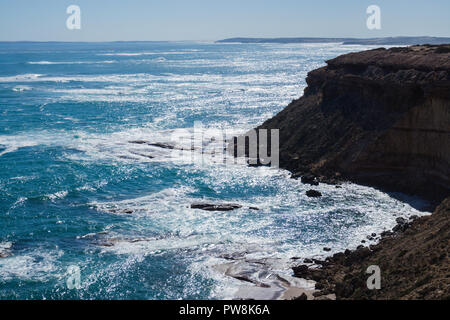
[1,35,450,44]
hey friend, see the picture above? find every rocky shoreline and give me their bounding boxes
[237,45,450,299]
[292,198,449,299]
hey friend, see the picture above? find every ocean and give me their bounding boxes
[0,41,428,299]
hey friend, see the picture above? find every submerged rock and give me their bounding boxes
[128,140,193,151]
[191,203,242,211]
[107,208,134,214]
[147,142,175,150]
[128,140,147,145]
[0,242,13,258]
[191,202,259,212]
[219,252,248,261]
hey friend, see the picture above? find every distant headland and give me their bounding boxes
[216,36,450,45]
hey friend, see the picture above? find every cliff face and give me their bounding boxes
[257,45,450,202]
[251,45,450,300]
[295,197,450,300]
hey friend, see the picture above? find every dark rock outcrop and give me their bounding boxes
[300,174,319,186]
[306,190,322,198]
[107,209,133,214]
[191,203,242,211]
[254,45,450,203]
[191,203,259,211]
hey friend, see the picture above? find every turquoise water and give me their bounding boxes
[0,42,426,299]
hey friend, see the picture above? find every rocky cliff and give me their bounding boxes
[256,45,450,203]
[238,44,450,299]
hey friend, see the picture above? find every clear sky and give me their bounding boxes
[0,0,449,41]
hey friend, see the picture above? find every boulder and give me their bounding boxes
[301,174,319,186]
[393,217,410,233]
[292,265,309,278]
[293,293,308,300]
[306,190,322,198]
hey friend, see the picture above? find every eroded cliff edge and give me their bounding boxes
[242,45,450,299]
[257,45,450,203]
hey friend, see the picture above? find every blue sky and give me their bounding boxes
[0,0,449,41]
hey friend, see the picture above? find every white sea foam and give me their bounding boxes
[0,248,63,281]
[97,51,200,57]
[0,242,12,255]
[27,60,117,65]
[98,52,153,56]
[27,61,61,65]
[46,190,69,201]
[12,85,32,92]
[88,173,429,299]
[0,73,43,82]
[0,71,296,85]
[0,132,65,157]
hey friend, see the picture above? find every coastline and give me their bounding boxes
[235,44,450,299]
